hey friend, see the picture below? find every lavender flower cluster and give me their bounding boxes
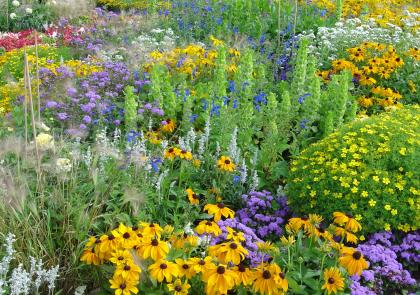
[40,61,134,135]
[351,231,419,295]
[235,190,289,239]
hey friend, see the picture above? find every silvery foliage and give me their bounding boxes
[0,234,59,295]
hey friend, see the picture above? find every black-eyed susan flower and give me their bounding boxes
[175,258,197,279]
[333,212,362,233]
[217,156,235,172]
[321,267,345,294]
[202,264,237,295]
[339,247,368,275]
[253,263,288,295]
[195,220,222,236]
[225,227,245,242]
[203,203,234,222]
[233,264,254,286]
[167,279,190,295]
[335,227,358,244]
[280,235,296,246]
[161,119,176,133]
[191,256,214,273]
[186,188,200,205]
[179,149,193,160]
[164,147,181,160]
[136,237,169,260]
[99,233,119,255]
[109,274,139,295]
[112,224,138,249]
[115,261,142,281]
[148,259,179,283]
[109,249,132,265]
[209,241,248,265]
[80,248,101,265]
[139,222,163,238]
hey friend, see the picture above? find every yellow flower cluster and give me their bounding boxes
[0,81,24,114]
[318,42,405,109]
[288,106,420,234]
[80,203,290,295]
[285,212,368,277]
[145,41,240,79]
[43,59,104,77]
[307,0,420,30]
[97,0,170,10]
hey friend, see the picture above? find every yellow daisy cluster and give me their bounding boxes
[318,42,405,109]
[307,0,420,30]
[285,212,368,279]
[145,41,241,79]
[42,59,104,77]
[287,106,420,234]
[0,80,24,115]
[97,0,171,10]
[81,203,290,295]
[164,146,201,167]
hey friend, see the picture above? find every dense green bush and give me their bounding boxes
[287,106,420,235]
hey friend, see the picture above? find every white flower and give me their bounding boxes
[25,8,32,14]
[9,13,17,19]
[56,158,72,173]
[35,133,54,150]
[12,0,20,7]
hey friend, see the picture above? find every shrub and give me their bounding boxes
[287,106,420,235]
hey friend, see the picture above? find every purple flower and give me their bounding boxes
[57,112,69,120]
[83,115,92,124]
[45,101,58,108]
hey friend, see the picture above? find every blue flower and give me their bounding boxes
[189,114,198,123]
[151,158,162,173]
[298,93,311,104]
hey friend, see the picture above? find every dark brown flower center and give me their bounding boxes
[217,266,226,274]
[160,263,167,269]
[238,265,246,272]
[132,226,138,231]
[175,286,182,292]
[118,256,124,261]
[217,203,225,209]
[182,264,189,269]
[151,239,159,246]
[95,238,101,244]
[123,233,130,239]
[198,260,205,265]
[192,193,198,199]
[346,213,353,218]
[280,272,285,279]
[124,265,131,271]
[108,234,115,240]
[149,223,155,227]
[181,150,187,154]
[137,233,143,238]
[301,216,309,221]
[328,278,335,284]
[262,270,271,279]
[353,251,362,260]
[206,221,213,226]
[168,148,174,153]
[224,159,231,164]
[120,284,126,290]
[230,243,238,250]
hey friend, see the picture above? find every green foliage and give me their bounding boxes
[287,106,420,234]
[124,86,138,131]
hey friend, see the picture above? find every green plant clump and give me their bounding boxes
[287,106,420,235]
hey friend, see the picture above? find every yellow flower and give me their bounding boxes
[35,133,54,150]
[384,223,391,231]
[80,248,101,265]
[217,156,236,172]
[321,267,345,294]
[175,258,197,279]
[280,235,296,246]
[203,203,235,222]
[186,188,200,205]
[209,241,249,265]
[339,247,368,276]
[209,35,224,47]
[253,263,288,295]
[112,224,138,249]
[195,220,222,236]
[384,204,391,211]
[179,149,193,160]
[109,250,132,265]
[138,222,163,239]
[225,227,245,242]
[391,209,398,216]
[399,147,407,155]
[109,274,139,295]
[136,237,169,261]
[164,147,181,160]
[368,199,376,207]
[148,259,179,283]
[161,118,176,133]
[167,279,190,295]
[202,264,237,295]
[114,261,142,281]
[382,177,390,185]
[233,264,254,286]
